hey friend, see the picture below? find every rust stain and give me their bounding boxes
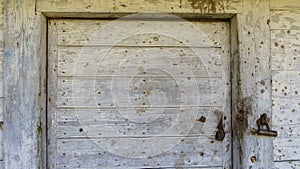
[153,36,159,41]
[85,4,91,9]
[188,0,227,13]
[111,140,117,146]
[235,97,252,141]
[197,116,206,123]
[250,156,257,163]
[259,80,266,85]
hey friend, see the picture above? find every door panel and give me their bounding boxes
[48,18,231,168]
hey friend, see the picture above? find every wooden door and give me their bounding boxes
[47,16,231,169]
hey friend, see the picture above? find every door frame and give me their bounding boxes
[4,0,273,169]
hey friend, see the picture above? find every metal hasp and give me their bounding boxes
[215,117,225,141]
[255,113,278,137]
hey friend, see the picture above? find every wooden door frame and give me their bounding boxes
[4,0,272,169]
[46,18,233,169]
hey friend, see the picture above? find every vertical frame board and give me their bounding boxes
[232,0,273,168]
[0,0,4,166]
[47,19,58,169]
[4,0,47,168]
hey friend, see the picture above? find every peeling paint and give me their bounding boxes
[188,0,227,13]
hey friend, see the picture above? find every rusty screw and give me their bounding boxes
[250,156,256,163]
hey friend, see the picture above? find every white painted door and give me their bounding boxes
[47,16,231,169]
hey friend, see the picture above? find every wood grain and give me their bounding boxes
[232,0,273,168]
[272,71,300,164]
[271,10,300,30]
[56,77,223,108]
[55,107,222,138]
[57,47,227,78]
[271,30,300,71]
[37,0,242,14]
[55,137,223,168]
[270,0,300,10]
[4,0,47,168]
[56,20,229,48]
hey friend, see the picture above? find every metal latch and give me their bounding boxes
[253,113,278,137]
[215,117,225,141]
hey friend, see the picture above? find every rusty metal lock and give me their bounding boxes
[254,113,278,137]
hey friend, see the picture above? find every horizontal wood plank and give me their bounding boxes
[272,71,300,99]
[56,20,229,48]
[37,0,241,14]
[55,107,223,138]
[57,47,227,78]
[272,97,300,126]
[270,0,300,10]
[56,77,224,108]
[274,161,300,169]
[273,124,300,138]
[274,138,300,161]
[270,10,300,30]
[55,137,223,168]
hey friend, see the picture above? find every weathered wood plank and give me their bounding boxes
[274,161,300,169]
[272,97,300,125]
[270,10,300,30]
[271,30,300,71]
[56,20,229,48]
[0,0,4,166]
[47,19,59,169]
[270,0,300,10]
[4,0,46,168]
[55,107,222,138]
[232,0,273,168]
[39,14,48,169]
[270,2,300,168]
[56,77,223,108]
[272,71,300,129]
[57,47,227,78]
[56,137,223,168]
[274,138,300,161]
[273,124,300,138]
[37,0,241,14]
[272,70,300,162]
[272,71,300,99]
